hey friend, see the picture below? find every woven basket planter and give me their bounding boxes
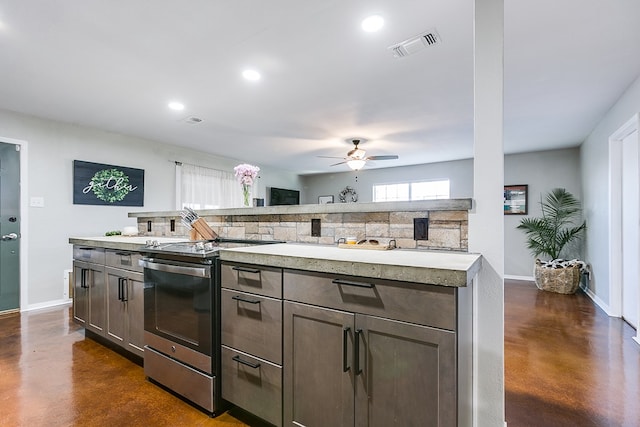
[534,259,581,294]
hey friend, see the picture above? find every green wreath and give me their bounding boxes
[90,169,132,203]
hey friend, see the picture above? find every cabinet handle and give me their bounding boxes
[231,295,261,304]
[232,266,261,274]
[118,278,123,301]
[122,278,128,302]
[81,269,88,289]
[343,327,351,372]
[354,329,363,375]
[232,355,261,369]
[332,279,375,289]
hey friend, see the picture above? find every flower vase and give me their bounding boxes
[242,184,251,207]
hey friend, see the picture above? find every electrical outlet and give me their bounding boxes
[311,218,321,237]
[30,196,45,207]
[414,218,429,240]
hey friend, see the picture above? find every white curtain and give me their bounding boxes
[177,163,240,209]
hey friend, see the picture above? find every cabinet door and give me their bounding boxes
[72,262,88,325]
[105,268,126,345]
[126,271,144,356]
[284,301,354,427]
[87,264,106,336]
[354,315,457,427]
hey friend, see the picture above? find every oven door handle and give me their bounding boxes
[139,259,211,278]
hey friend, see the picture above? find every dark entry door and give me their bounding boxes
[0,142,20,312]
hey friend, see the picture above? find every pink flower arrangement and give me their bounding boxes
[233,163,260,186]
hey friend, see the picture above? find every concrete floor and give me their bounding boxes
[1,280,638,426]
[505,280,640,426]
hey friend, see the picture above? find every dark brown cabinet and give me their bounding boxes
[73,247,106,337]
[218,262,471,427]
[220,262,284,427]
[105,266,144,357]
[104,250,144,357]
[73,246,144,358]
[283,270,460,427]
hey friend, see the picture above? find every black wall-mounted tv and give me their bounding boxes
[269,187,300,206]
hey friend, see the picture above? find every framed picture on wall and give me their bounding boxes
[318,195,334,204]
[73,160,145,206]
[504,185,528,215]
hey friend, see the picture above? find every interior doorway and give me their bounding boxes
[0,141,22,313]
[609,113,640,344]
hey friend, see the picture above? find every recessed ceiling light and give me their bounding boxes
[168,102,185,111]
[242,69,261,81]
[361,15,384,32]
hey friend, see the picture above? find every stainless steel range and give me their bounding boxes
[139,238,275,415]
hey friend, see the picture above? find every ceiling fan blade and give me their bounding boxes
[317,155,346,159]
[366,155,399,161]
[330,161,347,166]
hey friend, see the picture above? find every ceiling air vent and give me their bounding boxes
[388,29,441,58]
[183,116,203,124]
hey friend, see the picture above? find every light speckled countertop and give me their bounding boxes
[220,243,482,287]
[69,236,188,252]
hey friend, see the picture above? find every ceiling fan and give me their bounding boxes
[319,139,399,171]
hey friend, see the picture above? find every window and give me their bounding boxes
[373,179,450,202]
[176,163,239,209]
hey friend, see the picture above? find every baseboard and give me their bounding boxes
[24,298,72,312]
[581,285,615,317]
[504,275,534,282]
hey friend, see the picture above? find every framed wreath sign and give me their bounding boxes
[73,160,145,206]
[339,186,358,203]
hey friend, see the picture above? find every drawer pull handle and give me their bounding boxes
[231,295,261,304]
[232,266,261,274]
[232,355,261,369]
[343,327,351,372]
[354,329,363,375]
[332,279,375,289]
[81,268,88,289]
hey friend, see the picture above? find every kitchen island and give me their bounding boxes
[218,243,480,427]
[69,236,482,426]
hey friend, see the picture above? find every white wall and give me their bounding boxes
[581,73,640,306]
[300,158,474,204]
[0,108,300,309]
[302,148,581,278]
[504,148,582,278]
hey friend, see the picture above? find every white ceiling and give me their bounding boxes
[1,1,639,174]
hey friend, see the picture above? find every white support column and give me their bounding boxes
[469,0,505,426]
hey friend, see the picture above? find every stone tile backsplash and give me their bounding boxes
[138,210,468,252]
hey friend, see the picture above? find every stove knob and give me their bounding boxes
[153,240,160,247]
[195,242,205,251]
[146,240,153,247]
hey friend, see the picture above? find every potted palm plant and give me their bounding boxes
[517,188,587,294]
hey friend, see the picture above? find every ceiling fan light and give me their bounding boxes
[347,159,366,170]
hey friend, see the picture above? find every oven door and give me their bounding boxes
[141,258,213,357]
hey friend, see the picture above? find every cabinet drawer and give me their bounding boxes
[221,289,282,364]
[106,250,143,272]
[145,346,214,414]
[284,270,456,331]
[222,346,282,427]
[221,262,282,298]
[73,246,105,264]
